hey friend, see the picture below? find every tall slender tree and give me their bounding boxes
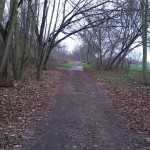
[141,0,149,83]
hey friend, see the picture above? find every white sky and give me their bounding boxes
[63,37,79,51]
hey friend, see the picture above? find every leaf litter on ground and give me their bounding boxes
[0,67,65,149]
[95,71,150,148]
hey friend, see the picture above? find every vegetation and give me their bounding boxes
[59,61,73,68]
[130,64,150,73]
[96,70,150,145]
[141,0,149,83]
[0,0,117,81]
[97,71,126,82]
[81,62,92,70]
[0,0,150,148]
[82,63,150,84]
[0,0,149,83]
[97,70,146,84]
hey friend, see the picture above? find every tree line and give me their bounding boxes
[78,0,149,83]
[0,0,149,82]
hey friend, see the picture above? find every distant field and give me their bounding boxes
[130,64,150,74]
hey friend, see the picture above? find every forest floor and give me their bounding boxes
[0,62,150,150]
[94,70,150,149]
[0,67,65,150]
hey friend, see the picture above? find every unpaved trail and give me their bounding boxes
[30,61,135,150]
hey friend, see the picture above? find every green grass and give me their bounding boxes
[80,63,150,84]
[97,71,128,82]
[128,65,150,83]
[59,61,73,68]
[81,62,92,70]
[96,70,150,85]
[130,64,150,73]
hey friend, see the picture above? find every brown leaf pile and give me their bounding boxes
[96,72,150,143]
[0,67,64,149]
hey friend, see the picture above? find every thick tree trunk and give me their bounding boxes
[0,0,18,79]
[36,45,46,79]
[0,0,5,23]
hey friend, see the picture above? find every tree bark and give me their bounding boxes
[0,0,18,79]
[141,0,149,84]
[14,17,21,80]
[0,0,5,23]
[21,0,32,79]
[30,0,38,55]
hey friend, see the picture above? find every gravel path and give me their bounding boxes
[30,62,135,150]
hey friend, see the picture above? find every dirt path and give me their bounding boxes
[30,62,135,150]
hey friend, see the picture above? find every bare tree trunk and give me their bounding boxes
[0,0,18,79]
[30,0,38,56]
[14,17,21,79]
[0,0,5,23]
[21,0,32,79]
[36,0,48,79]
[141,0,149,84]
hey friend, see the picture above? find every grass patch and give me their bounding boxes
[130,64,150,73]
[58,61,73,68]
[96,70,150,85]
[97,71,128,83]
[81,62,92,70]
[77,62,150,84]
[125,71,150,84]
